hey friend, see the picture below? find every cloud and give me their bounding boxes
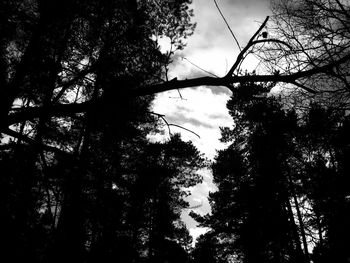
[168,113,216,129]
[189,227,210,245]
[153,0,273,242]
[180,169,217,244]
[152,86,233,159]
[207,85,232,96]
[168,0,272,80]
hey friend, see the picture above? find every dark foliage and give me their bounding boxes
[2,1,350,262]
[0,1,203,262]
[191,83,350,263]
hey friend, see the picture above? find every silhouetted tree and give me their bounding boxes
[263,0,350,106]
[128,135,204,262]
[192,81,350,262]
[191,85,304,262]
[191,232,217,263]
[294,104,350,263]
[0,1,199,262]
[2,1,350,262]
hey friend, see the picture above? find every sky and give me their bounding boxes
[151,0,272,243]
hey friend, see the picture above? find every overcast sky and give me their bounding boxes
[152,0,272,243]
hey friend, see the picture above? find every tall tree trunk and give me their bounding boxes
[47,114,91,262]
[285,199,306,262]
[287,175,310,263]
[292,194,310,261]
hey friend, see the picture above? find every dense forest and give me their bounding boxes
[0,0,349,262]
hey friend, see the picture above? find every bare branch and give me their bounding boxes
[148,111,200,139]
[227,16,270,77]
[213,0,242,52]
[168,124,201,138]
[7,101,92,125]
[4,16,350,129]
[251,39,294,50]
[2,128,71,156]
[290,81,317,94]
[148,111,172,136]
[182,57,219,77]
[176,89,184,100]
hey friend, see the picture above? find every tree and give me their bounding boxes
[293,104,350,263]
[1,0,195,147]
[191,232,217,263]
[3,1,350,144]
[124,134,205,262]
[261,0,350,106]
[0,1,200,262]
[191,85,306,262]
[191,80,350,262]
[2,1,350,262]
[81,134,205,263]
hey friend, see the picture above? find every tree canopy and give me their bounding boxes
[1,0,350,262]
[191,83,350,262]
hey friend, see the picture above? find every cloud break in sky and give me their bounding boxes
[152,0,272,243]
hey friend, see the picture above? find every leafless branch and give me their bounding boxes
[213,0,242,52]
[182,57,219,77]
[290,81,317,94]
[3,128,71,156]
[227,16,270,76]
[168,124,200,138]
[148,111,200,139]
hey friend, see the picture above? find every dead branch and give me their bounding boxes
[148,111,201,139]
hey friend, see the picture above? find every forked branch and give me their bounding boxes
[213,0,242,52]
[148,111,201,138]
[226,16,270,76]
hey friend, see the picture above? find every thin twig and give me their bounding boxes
[227,16,270,77]
[148,111,201,138]
[290,81,317,94]
[177,89,184,99]
[182,57,219,78]
[252,39,294,50]
[213,0,242,52]
[168,124,200,138]
[150,111,172,136]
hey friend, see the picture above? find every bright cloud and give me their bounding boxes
[152,86,233,159]
[152,0,272,242]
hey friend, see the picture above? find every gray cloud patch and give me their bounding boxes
[207,112,232,121]
[207,85,232,96]
[190,0,272,48]
[216,0,271,15]
[176,105,194,113]
[185,85,230,96]
[167,112,216,130]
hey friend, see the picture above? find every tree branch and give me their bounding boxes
[213,0,242,52]
[2,128,72,156]
[148,111,201,138]
[7,101,92,125]
[4,22,350,128]
[182,57,219,77]
[7,54,349,126]
[226,16,270,77]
